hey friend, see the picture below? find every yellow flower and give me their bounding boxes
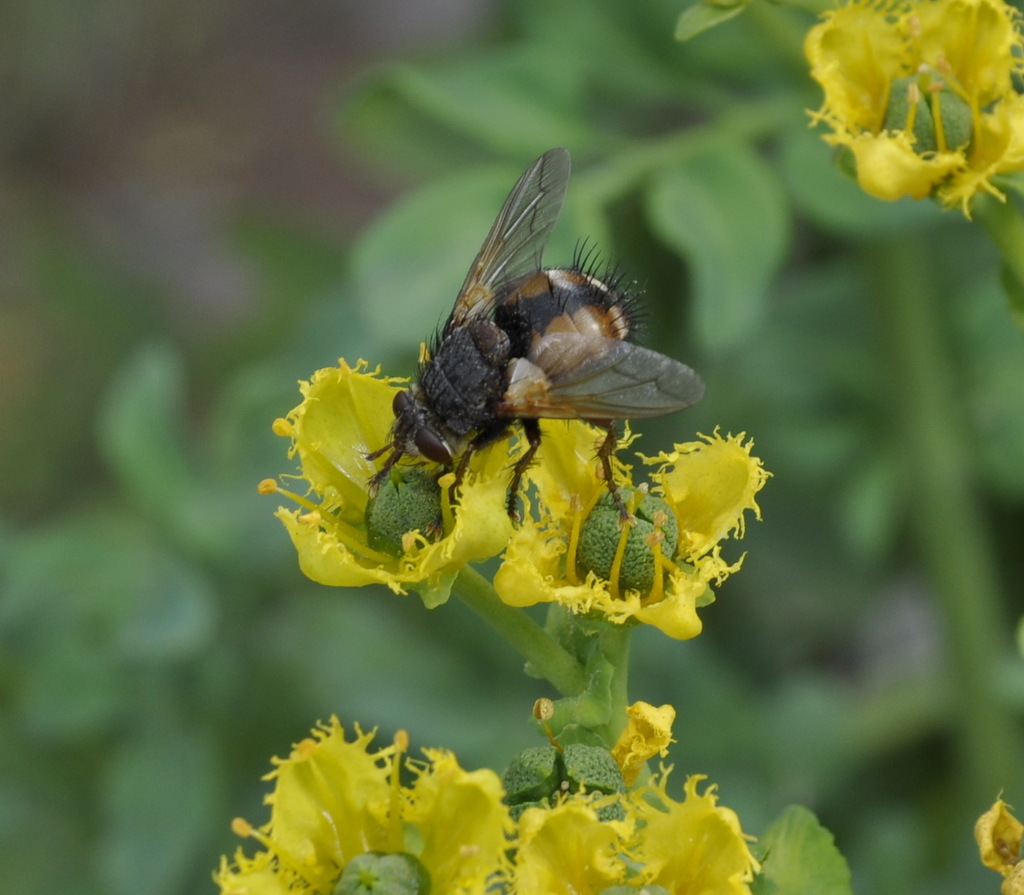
[267,359,515,606]
[612,701,677,786]
[493,425,768,640]
[632,773,760,895]
[511,798,635,893]
[805,0,1024,213]
[976,798,1024,893]
[507,771,758,895]
[214,718,510,895]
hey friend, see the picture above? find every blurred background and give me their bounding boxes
[3,0,1024,893]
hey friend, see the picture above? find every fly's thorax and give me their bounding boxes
[418,322,512,437]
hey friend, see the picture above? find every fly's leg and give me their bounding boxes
[595,422,630,520]
[505,419,542,521]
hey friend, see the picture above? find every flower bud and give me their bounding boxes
[562,742,627,821]
[333,852,430,895]
[365,468,442,555]
[561,743,626,796]
[502,745,561,804]
[503,743,627,821]
[576,489,679,594]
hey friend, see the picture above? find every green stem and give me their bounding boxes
[579,94,799,206]
[974,195,1024,329]
[453,565,587,696]
[595,623,632,747]
[869,237,1022,799]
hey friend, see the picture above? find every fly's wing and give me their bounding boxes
[500,332,704,420]
[445,147,570,333]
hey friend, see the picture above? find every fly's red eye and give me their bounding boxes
[393,390,412,414]
[415,428,452,465]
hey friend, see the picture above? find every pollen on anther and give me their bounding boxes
[644,530,666,549]
[534,698,555,721]
[394,729,410,751]
[296,737,319,759]
[258,478,279,495]
[272,418,293,437]
[231,817,255,838]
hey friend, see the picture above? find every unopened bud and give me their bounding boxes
[365,468,442,555]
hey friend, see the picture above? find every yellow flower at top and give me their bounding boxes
[805,0,1024,213]
[266,359,515,606]
[493,424,768,640]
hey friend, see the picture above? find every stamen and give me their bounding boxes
[647,536,666,605]
[566,494,584,585]
[930,88,949,152]
[905,81,921,135]
[533,698,563,751]
[386,732,407,853]
[438,470,458,533]
[269,484,319,512]
[644,510,670,605]
[272,418,293,437]
[608,515,634,602]
[231,817,311,883]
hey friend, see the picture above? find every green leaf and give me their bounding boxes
[753,805,853,895]
[344,49,599,168]
[352,163,571,353]
[0,512,217,741]
[98,727,223,895]
[645,142,789,352]
[96,345,195,529]
[675,0,749,41]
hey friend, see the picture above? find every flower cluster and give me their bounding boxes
[805,0,1024,213]
[265,360,768,639]
[214,716,760,895]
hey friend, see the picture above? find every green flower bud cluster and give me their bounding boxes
[502,743,627,821]
[884,73,973,154]
[576,489,679,594]
[365,468,442,555]
[333,851,431,895]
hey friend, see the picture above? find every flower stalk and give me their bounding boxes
[453,565,587,696]
[869,235,1022,799]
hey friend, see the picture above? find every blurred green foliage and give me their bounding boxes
[3,0,1024,893]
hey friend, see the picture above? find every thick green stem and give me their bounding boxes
[594,623,632,747]
[869,237,1022,799]
[453,565,586,696]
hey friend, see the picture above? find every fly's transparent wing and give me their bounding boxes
[501,333,704,420]
[446,147,570,332]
